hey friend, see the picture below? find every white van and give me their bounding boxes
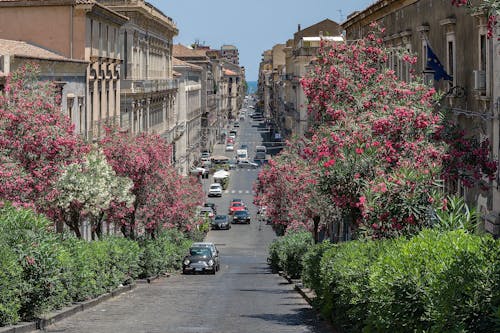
[236,149,248,161]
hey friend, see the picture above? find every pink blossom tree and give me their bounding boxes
[0,64,89,216]
[100,129,203,238]
[258,24,496,240]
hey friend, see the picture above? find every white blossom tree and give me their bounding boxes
[52,148,134,239]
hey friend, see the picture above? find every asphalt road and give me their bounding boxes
[41,107,331,333]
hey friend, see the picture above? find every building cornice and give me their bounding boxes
[342,0,419,31]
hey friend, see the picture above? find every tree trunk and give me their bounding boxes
[312,215,320,244]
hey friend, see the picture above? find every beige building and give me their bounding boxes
[98,0,178,139]
[0,0,128,140]
[173,58,202,175]
[343,0,500,236]
[0,39,88,132]
[220,44,239,66]
[258,19,343,139]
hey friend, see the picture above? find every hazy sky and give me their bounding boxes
[149,0,376,81]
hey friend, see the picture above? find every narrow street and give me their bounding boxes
[41,111,331,333]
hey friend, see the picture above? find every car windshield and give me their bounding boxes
[210,185,221,189]
[235,211,248,216]
[190,247,211,256]
[215,215,227,221]
[232,203,243,207]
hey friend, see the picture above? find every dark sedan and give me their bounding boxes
[211,215,231,230]
[232,210,250,224]
[182,246,217,274]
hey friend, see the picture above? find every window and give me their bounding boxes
[123,31,128,78]
[480,34,486,71]
[446,37,455,88]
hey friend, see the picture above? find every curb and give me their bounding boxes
[136,272,171,284]
[0,284,136,333]
[277,271,338,333]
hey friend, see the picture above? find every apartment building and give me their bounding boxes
[98,0,178,138]
[173,57,202,175]
[0,0,128,140]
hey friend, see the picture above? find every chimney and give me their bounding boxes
[298,24,301,32]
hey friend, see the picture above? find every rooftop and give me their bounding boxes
[172,44,209,59]
[0,38,86,62]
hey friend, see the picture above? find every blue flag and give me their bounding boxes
[426,45,452,81]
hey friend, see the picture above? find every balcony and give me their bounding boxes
[121,79,178,94]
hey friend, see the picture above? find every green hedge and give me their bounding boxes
[138,229,191,278]
[294,230,500,333]
[0,204,192,327]
[268,231,313,278]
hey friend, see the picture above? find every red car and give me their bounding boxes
[226,137,235,144]
[229,202,246,215]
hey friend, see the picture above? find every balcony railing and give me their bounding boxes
[86,115,121,141]
[121,78,178,93]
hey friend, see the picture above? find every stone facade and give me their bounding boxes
[0,0,128,140]
[258,19,343,139]
[173,58,202,175]
[343,0,500,236]
[0,39,88,134]
[99,0,178,139]
[220,44,239,65]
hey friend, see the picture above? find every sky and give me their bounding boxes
[149,0,377,81]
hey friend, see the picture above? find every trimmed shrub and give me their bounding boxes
[268,231,313,278]
[0,243,22,326]
[0,204,70,320]
[139,229,191,278]
[301,241,336,292]
[320,240,388,332]
[367,230,499,332]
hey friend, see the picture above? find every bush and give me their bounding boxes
[62,236,141,302]
[320,240,388,332]
[0,243,22,326]
[268,231,313,278]
[367,230,499,332]
[138,229,191,278]
[301,241,336,292]
[0,204,70,320]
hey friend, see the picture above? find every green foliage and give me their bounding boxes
[0,204,70,320]
[268,231,313,278]
[0,243,22,326]
[62,236,141,302]
[368,230,499,332]
[138,229,192,278]
[301,241,336,292]
[295,229,499,332]
[432,195,479,233]
[321,240,388,332]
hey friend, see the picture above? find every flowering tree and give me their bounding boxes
[51,148,134,239]
[100,129,203,238]
[254,143,338,241]
[451,0,499,38]
[0,64,88,212]
[257,25,496,240]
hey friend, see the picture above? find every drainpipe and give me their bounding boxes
[70,5,74,58]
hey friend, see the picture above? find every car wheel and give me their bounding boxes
[183,269,188,275]
[210,268,216,275]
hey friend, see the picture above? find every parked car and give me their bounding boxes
[192,242,219,259]
[204,202,217,214]
[190,167,208,177]
[233,121,240,128]
[200,151,211,159]
[231,198,246,207]
[232,210,250,224]
[182,246,218,274]
[199,206,215,219]
[208,183,223,197]
[211,215,231,230]
[240,144,248,150]
[225,144,234,151]
[238,160,259,168]
[229,202,246,214]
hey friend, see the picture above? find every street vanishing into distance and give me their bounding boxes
[41,102,331,333]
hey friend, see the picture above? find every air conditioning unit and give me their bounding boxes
[473,70,486,90]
